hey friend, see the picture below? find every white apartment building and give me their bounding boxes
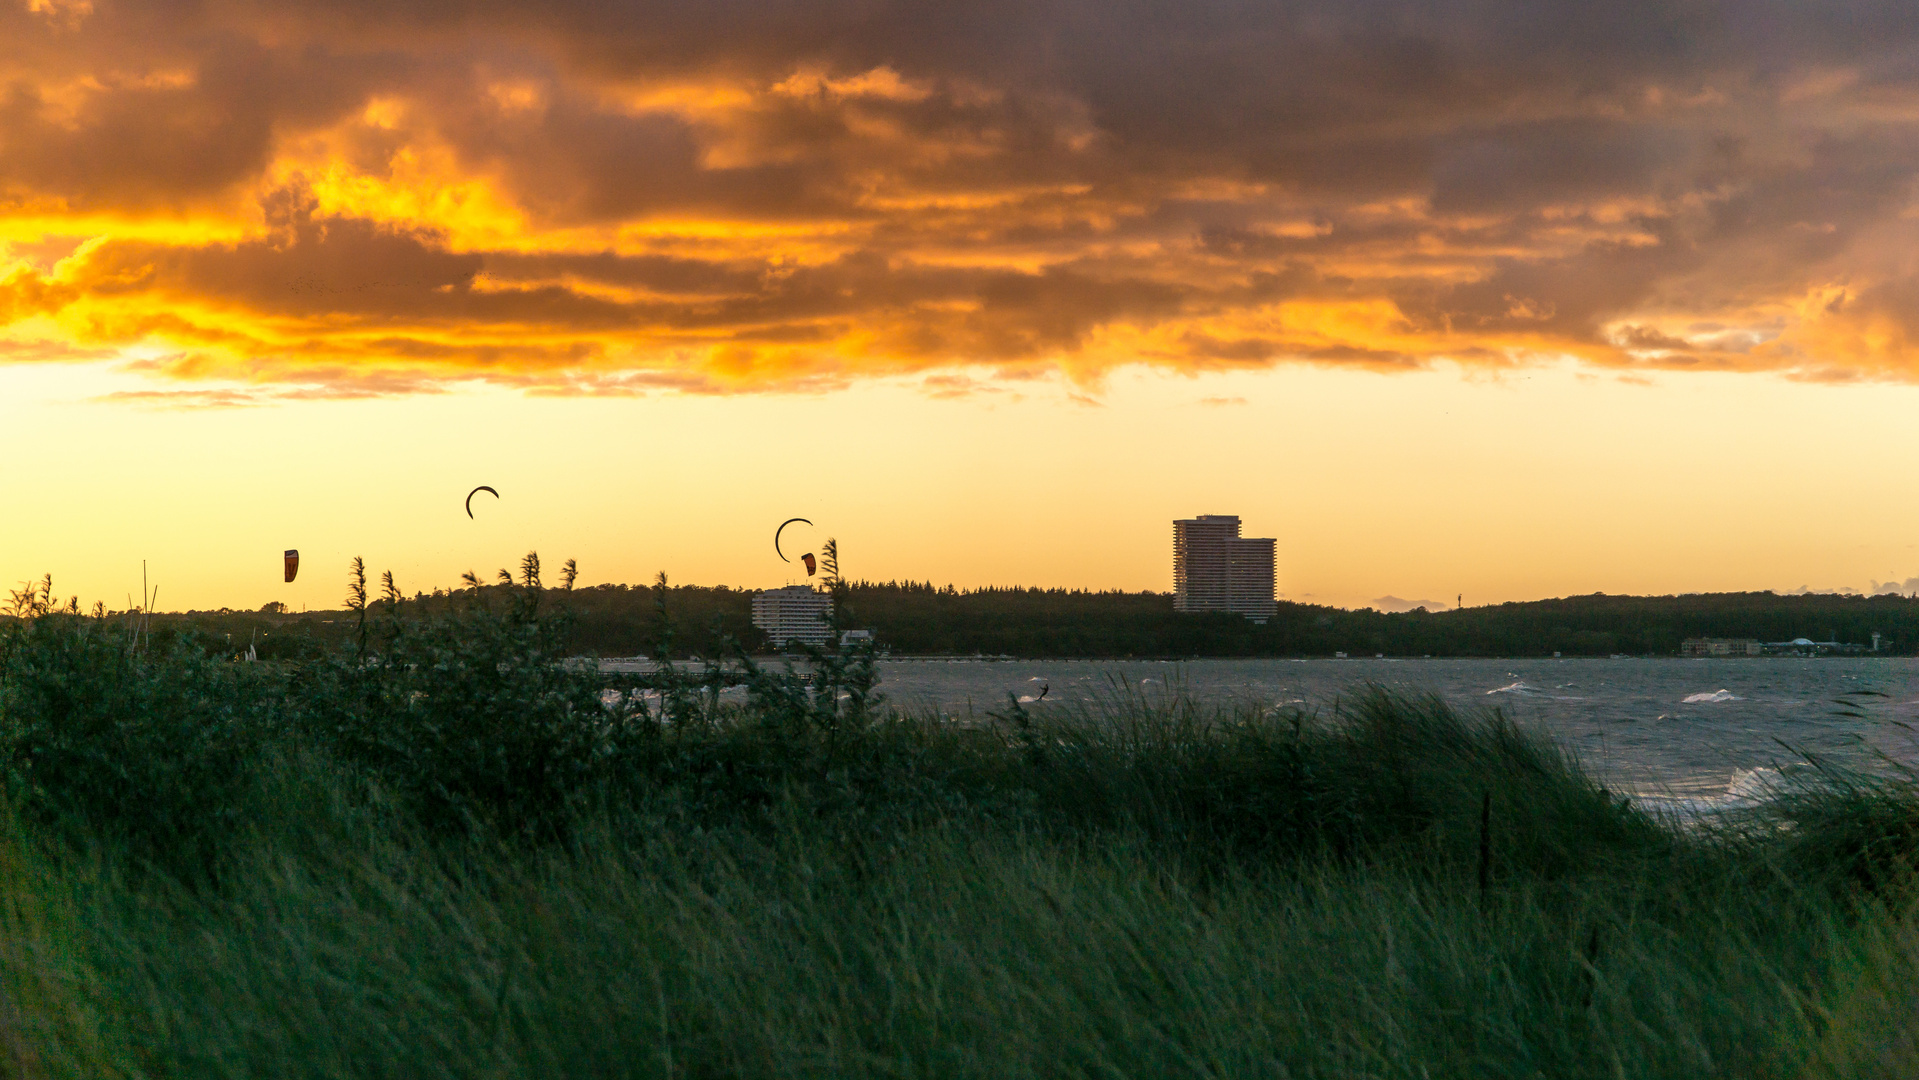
[752,585,834,649]
[1173,515,1277,621]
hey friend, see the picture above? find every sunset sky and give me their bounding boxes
[7,0,1919,612]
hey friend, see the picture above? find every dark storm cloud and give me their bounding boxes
[4,0,1919,389]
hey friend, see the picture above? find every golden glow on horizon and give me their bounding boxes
[7,361,1919,614]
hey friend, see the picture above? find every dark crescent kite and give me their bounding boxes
[465,486,499,519]
[774,517,812,562]
[284,550,299,583]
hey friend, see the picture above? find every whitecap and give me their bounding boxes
[1635,766,1790,818]
[1682,690,1739,703]
[1723,766,1785,802]
[1486,681,1536,695]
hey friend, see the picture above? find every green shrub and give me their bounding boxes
[289,559,613,834]
[0,613,281,862]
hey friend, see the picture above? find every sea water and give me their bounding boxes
[868,656,1919,812]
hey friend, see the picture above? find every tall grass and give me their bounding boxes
[1,565,1917,1077]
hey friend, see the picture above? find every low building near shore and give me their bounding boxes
[1684,636,1880,657]
[1759,637,1869,656]
[1680,637,1762,657]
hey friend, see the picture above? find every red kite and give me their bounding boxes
[284,550,299,583]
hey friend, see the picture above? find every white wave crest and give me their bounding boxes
[1723,766,1785,802]
[1637,766,1789,818]
[1682,690,1739,703]
[1486,681,1536,695]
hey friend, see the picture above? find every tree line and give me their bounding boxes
[144,580,1919,659]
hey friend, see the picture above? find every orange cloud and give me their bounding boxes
[7,0,1919,394]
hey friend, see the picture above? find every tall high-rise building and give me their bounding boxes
[752,585,834,649]
[1173,515,1277,621]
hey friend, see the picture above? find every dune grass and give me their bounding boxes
[1,578,1918,1078]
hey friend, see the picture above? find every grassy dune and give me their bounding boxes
[1,576,1917,1077]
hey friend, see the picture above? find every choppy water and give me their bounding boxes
[868,657,1919,812]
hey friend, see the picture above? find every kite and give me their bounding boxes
[466,486,499,519]
[801,553,817,576]
[773,517,812,561]
[284,550,299,583]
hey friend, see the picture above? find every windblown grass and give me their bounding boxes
[0,577,1916,1078]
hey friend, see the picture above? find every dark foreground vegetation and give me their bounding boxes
[155,577,1919,658]
[2,560,1919,1076]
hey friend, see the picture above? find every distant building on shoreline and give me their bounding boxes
[1173,515,1277,622]
[1679,637,1762,657]
[752,585,833,649]
[1683,635,1888,657]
